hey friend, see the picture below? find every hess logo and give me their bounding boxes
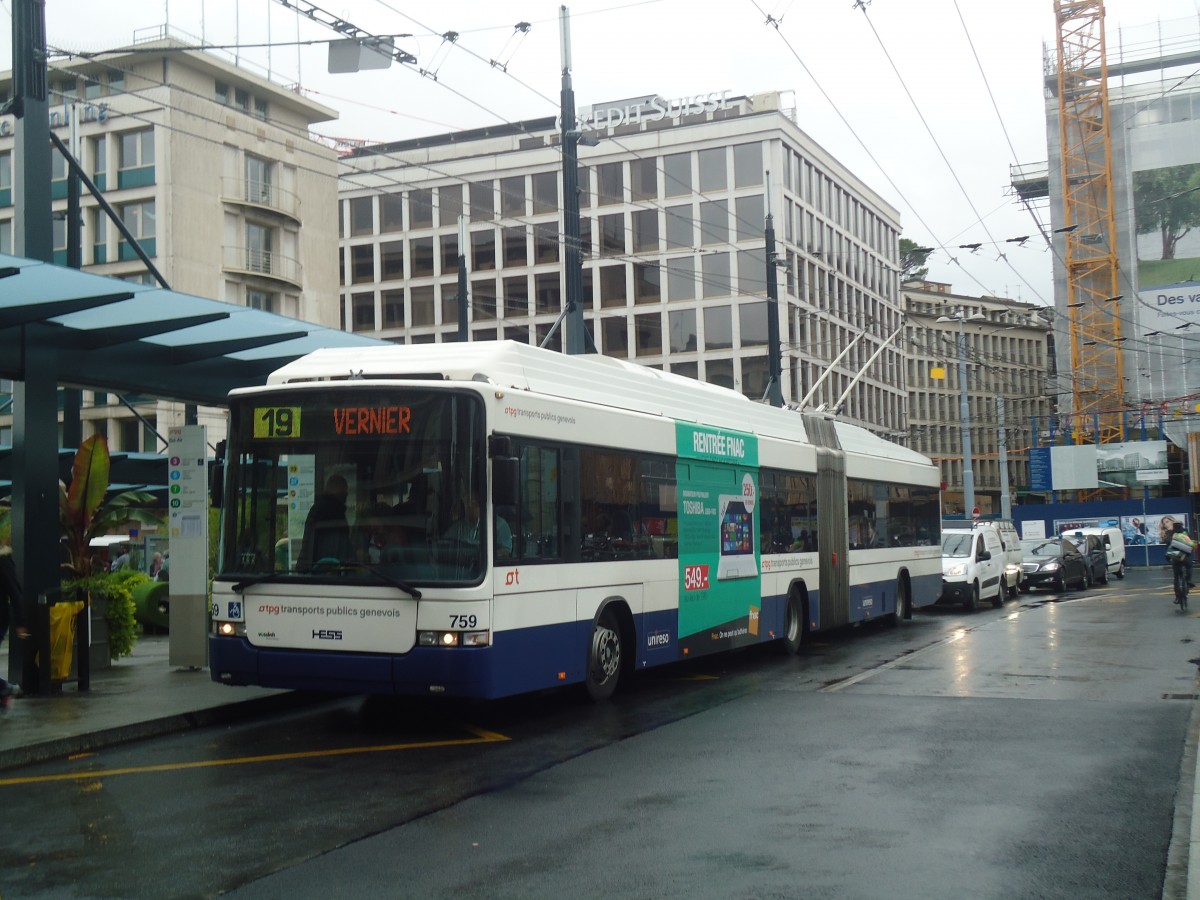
[312,629,343,640]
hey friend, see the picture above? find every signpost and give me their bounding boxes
[167,425,209,668]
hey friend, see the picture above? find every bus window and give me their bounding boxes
[580,448,676,561]
[518,444,561,560]
[760,469,818,553]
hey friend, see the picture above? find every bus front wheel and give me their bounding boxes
[888,580,909,627]
[586,608,623,702]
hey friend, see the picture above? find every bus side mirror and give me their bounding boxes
[210,440,226,509]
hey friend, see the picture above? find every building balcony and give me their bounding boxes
[221,177,301,224]
[221,245,303,289]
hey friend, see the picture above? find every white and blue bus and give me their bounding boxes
[210,341,941,700]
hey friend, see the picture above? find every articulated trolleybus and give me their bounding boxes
[210,341,941,700]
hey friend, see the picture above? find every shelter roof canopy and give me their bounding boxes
[0,254,385,405]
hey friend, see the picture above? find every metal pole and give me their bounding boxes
[560,6,584,355]
[764,178,783,407]
[456,214,468,341]
[957,317,976,516]
[997,396,1011,519]
[10,0,60,691]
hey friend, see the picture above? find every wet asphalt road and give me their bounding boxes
[3,569,1197,899]
[226,571,1197,900]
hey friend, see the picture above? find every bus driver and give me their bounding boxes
[443,485,513,558]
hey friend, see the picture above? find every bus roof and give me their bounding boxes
[255,341,933,472]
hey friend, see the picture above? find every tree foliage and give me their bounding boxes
[1133,164,1200,261]
[900,238,933,282]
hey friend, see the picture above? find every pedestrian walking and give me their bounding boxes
[0,543,29,710]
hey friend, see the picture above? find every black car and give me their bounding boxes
[1019,538,1090,592]
[1061,532,1109,585]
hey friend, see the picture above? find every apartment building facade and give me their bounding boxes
[0,29,342,449]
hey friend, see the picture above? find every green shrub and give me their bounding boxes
[65,570,146,661]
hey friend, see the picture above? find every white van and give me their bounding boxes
[1064,526,1126,580]
[940,523,1006,610]
[990,519,1024,597]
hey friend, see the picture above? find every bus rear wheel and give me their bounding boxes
[782,593,806,653]
[585,608,623,702]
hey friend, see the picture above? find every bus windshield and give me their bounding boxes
[219,387,487,586]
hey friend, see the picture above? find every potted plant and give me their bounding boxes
[57,435,162,672]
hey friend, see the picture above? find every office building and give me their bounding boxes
[338,90,908,434]
[902,281,1054,515]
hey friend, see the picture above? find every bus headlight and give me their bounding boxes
[418,630,491,648]
[213,621,247,637]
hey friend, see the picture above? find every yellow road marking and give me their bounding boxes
[0,723,510,787]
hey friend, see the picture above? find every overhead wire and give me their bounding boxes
[33,4,1050,414]
[853,1,1048,307]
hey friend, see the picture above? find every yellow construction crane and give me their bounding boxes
[1053,0,1125,458]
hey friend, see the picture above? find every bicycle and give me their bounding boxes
[1169,553,1192,611]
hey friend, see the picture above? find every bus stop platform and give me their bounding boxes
[0,635,311,771]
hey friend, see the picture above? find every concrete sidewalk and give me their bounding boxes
[0,634,310,770]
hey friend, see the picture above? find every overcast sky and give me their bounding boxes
[7,0,1200,308]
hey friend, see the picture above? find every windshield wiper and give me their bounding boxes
[318,562,423,599]
[230,571,295,593]
[230,563,422,599]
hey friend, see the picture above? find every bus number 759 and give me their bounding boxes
[449,614,478,628]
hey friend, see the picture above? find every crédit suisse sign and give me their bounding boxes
[561,90,732,132]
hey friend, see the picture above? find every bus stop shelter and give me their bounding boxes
[0,252,387,687]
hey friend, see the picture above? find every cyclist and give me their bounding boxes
[1167,522,1195,608]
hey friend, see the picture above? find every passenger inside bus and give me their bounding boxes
[298,474,353,571]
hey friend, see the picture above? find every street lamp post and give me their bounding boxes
[937,310,986,516]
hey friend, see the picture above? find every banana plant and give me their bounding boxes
[60,434,162,577]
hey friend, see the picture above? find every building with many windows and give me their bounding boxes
[0,29,342,449]
[337,90,908,434]
[901,280,1054,515]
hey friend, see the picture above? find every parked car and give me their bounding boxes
[1069,526,1126,580]
[940,526,1005,610]
[1061,531,1109,585]
[940,519,1024,600]
[992,519,1025,597]
[1020,538,1090,592]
